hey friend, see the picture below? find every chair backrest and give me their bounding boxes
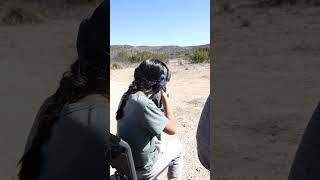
[109,134,137,180]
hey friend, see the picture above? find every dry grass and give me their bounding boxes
[1,2,46,25]
[111,63,123,70]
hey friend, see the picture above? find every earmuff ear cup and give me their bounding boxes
[153,74,167,92]
[150,61,170,93]
[157,60,171,82]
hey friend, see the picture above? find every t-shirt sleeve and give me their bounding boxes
[142,101,168,136]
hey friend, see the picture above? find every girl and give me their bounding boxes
[116,59,184,180]
[18,2,109,180]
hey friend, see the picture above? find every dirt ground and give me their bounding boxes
[110,60,210,179]
[213,2,320,180]
[0,7,210,180]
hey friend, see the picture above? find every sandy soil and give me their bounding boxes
[110,60,210,179]
[213,2,320,180]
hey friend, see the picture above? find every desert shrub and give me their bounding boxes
[117,51,131,61]
[191,48,210,63]
[130,51,169,63]
[111,63,122,70]
[1,3,45,25]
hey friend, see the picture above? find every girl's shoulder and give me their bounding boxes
[128,93,153,108]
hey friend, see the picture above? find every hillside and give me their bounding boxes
[111,44,210,61]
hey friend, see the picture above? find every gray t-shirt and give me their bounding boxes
[117,93,168,170]
[24,95,108,180]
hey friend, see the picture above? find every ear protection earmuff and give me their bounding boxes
[152,60,171,92]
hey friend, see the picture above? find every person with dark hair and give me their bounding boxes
[196,95,211,170]
[116,59,184,180]
[18,1,108,180]
[288,102,320,180]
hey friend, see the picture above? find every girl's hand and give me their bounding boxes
[161,90,168,100]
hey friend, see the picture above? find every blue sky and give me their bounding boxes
[110,0,210,46]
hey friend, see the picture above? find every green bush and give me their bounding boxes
[111,63,122,70]
[117,51,131,61]
[191,48,210,63]
[1,4,45,25]
[130,51,169,63]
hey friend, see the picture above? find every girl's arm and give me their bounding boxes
[161,90,177,135]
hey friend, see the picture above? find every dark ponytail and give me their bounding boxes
[116,80,156,120]
[116,82,139,120]
[18,58,96,180]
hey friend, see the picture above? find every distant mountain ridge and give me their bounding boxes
[111,44,210,59]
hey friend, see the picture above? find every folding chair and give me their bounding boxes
[108,133,170,180]
[109,133,137,180]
